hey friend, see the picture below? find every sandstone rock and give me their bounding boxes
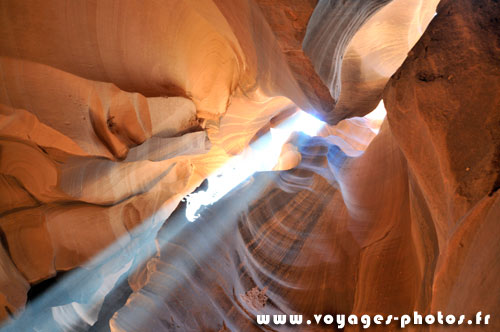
[0,246,29,322]
[0,0,498,331]
[0,209,55,283]
[383,0,500,330]
[384,0,500,249]
[336,0,439,120]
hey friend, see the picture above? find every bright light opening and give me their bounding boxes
[364,100,387,134]
[185,110,325,221]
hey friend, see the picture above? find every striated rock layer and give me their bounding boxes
[111,0,500,330]
[0,0,499,331]
[384,0,500,329]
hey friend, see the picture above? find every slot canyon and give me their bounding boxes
[0,0,499,331]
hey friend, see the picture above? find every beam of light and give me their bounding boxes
[111,172,281,331]
[184,110,325,221]
[0,109,324,331]
[363,99,387,134]
[51,259,133,329]
[0,200,180,331]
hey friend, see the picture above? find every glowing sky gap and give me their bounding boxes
[364,100,387,135]
[184,110,325,221]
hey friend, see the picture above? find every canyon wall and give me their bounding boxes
[0,0,498,331]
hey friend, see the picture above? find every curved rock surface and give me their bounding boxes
[0,0,499,331]
[335,0,439,120]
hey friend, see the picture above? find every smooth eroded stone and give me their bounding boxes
[0,246,29,322]
[0,208,55,283]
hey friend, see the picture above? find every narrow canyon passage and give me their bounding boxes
[0,0,499,331]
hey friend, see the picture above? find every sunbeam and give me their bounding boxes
[184,110,325,222]
[0,110,325,331]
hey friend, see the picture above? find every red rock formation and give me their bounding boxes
[0,0,498,331]
[384,0,500,330]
